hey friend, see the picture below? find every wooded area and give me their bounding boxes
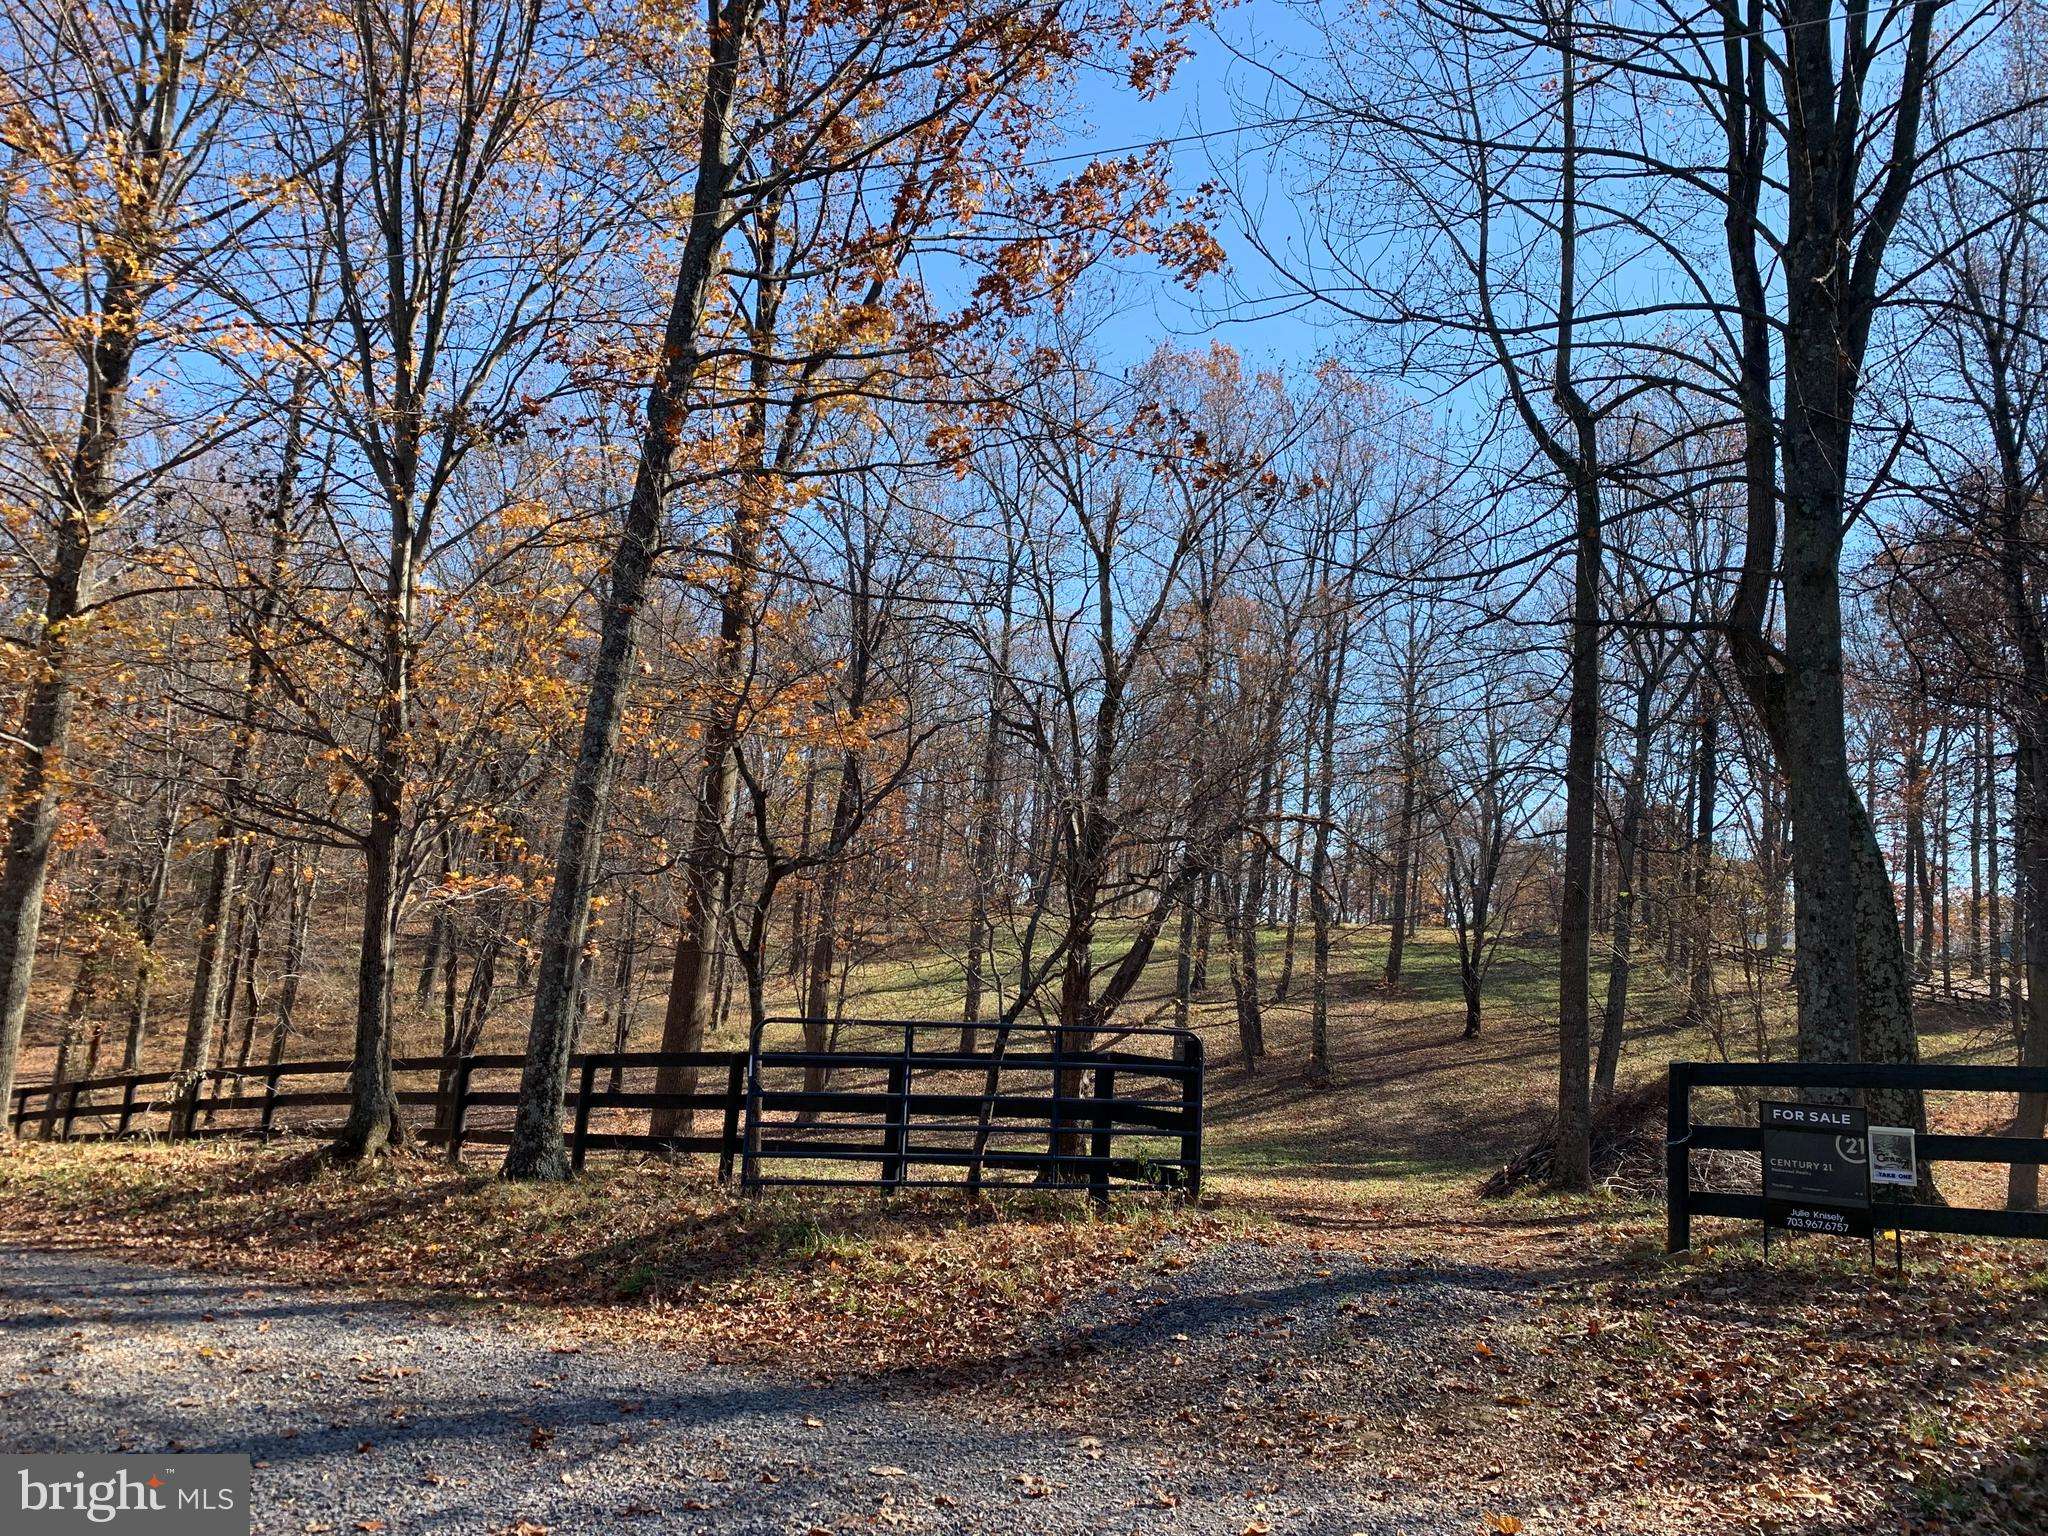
[13,5,2048,1530]
[2,0,2046,1214]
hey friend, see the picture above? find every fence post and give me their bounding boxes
[1666,1063,1692,1254]
[880,1024,912,1192]
[258,1068,281,1144]
[1047,1024,1069,1185]
[61,1083,82,1141]
[717,1056,744,1182]
[116,1077,138,1138]
[1089,1066,1115,1205]
[172,1075,201,1141]
[446,1058,472,1165]
[741,1039,764,1196]
[570,1056,597,1174]
[1177,1034,1203,1203]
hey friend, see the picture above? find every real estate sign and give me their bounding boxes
[1759,1100,1872,1238]
[1869,1125,1918,1188]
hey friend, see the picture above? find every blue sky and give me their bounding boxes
[1063,0,1331,369]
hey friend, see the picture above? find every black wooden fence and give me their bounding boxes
[743,1017,1203,1200]
[6,1050,749,1173]
[9,1021,1205,1202]
[1667,1059,2048,1251]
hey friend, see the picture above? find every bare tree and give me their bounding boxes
[1897,9,2048,1200]
[0,0,280,1129]
[1430,652,1555,1039]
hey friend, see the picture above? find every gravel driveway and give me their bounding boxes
[0,1244,1503,1536]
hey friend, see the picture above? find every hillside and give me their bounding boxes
[16,915,2027,1206]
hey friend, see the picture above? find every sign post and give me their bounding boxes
[1869,1125,1918,1278]
[1759,1100,1873,1265]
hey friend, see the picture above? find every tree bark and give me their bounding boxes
[1383,664,1419,987]
[268,854,316,1065]
[1688,692,1719,1021]
[1990,715,2005,1006]
[1595,669,1657,1098]
[963,573,1016,1050]
[801,759,860,1091]
[1307,606,1348,1084]
[336,769,407,1159]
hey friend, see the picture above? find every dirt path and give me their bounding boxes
[0,1244,1504,1536]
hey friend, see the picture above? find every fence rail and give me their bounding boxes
[743,1017,1202,1201]
[1666,1059,2048,1251]
[10,1021,1206,1203]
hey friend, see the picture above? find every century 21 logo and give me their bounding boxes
[16,1466,238,1523]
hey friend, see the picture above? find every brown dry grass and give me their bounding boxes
[0,1139,1233,1378]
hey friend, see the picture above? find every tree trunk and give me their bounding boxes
[332,445,421,1163]
[225,855,274,1106]
[786,761,816,981]
[962,595,1013,1049]
[1762,778,1788,959]
[180,826,244,1085]
[268,855,316,1065]
[604,902,640,1094]
[1716,0,1933,1147]
[2012,724,2048,1208]
[503,0,770,1187]
[1939,750,1953,994]
[43,921,112,1137]
[1552,455,1602,1190]
[1275,747,1310,1004]
[1383,669,1418,986]
[1999,482,2048,1207]
[123,813,175,1071]
[1990,716,2005,1006]
[651,743,741,1136]
[335,778,406,1160]
[1971,727,1985,980]
[1596,677,1656,1099]
[504,0,766,1180]
[1688,695,1719,1021]
[417,910,449,1009]
[1307,612,1347,1084]
[1903,733,1923,979]
[1231,750,1278,1063]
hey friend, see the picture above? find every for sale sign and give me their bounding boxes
[1760,1100,1872,1238]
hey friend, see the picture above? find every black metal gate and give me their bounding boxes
[741,1017,1202,1201]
